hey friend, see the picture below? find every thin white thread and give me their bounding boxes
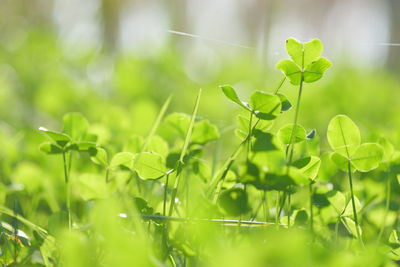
[167,30,255,49]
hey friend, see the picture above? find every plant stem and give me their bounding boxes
[347,161,364,247]
[287,193,291,227]
[275,191,280,229]
[377,169,391,242]
[209,119,261,202]
[282,75,304,223]
[168,89,202,217]
[309,182,314,240]
[274,76,286,94]
[246,113,253,163]
[62,151,71,231]
[287,75,304,169]
[335,216,340,244]
[105,168,109,183]
[163,174,170,216]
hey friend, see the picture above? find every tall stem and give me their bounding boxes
[283,75,304,225]
[287,75,304,169]
[62,151,71,231]
[378,169,391,242]
[246,113,253,163]
[274,76,286,94]
[309,182,314,240]
[347,161,363,246]
[275,191,280,229]
[163,174,170,216]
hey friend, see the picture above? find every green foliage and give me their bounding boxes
[327,115,383,172]
[277,38,331,85]
[2,35,400,267]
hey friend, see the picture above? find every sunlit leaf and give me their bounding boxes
[220,85,250,111]
[277,124,307,145]
[39,127,71,147]
[276,59,302,85]
[249,91,281,120]
[133,152,167,180]
[90,147,108,167]
[293,156,321,181]
[351,143,383,172]
[304,57,332,83]
[109,152,134,170]
[327,115,360,157]
[192,120,220,144]
[62,112,89,141]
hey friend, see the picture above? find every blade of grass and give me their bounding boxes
[168,89,202,216]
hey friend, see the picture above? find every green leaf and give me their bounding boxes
[133,152,167,180]
[343,196,362,217]
[147,135,169,158]
[76,173,108,201]
[303,39,323,67]
[330,152,355,172]
[327,191,346,215]
[351,143,383,172]
[192,120,220,144]
[379,137,394,163]
[165,113,190,138]
[341,217,362,239]
[218,188,250,217]
[304,57,331,83]
[252,130,279,152]
[277,93,292,112]
[292,156,321,181]
[133,197,154,216]
[39,142,63,154]
[62,112,89,141]
[109,152,134,171]
[277,124,307,145]
[90,147,108,167]
[67,141,97,153]
[285,38,303,66]
[249,91,281,120]
[235,115,274,140]
[389,230,399,245]
[327,115,361,157]
[220,85,250,111]
[276,59,302,85]
[39,127,71,147]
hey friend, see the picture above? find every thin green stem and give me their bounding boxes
[287,75,304,169]
[335,216,340,244]
[163,174,170,217]
[282,75,304,224]
[105,168,110,183]
[287,194,291,227]
[62,151,71,231]
[377,169,391,242]
[309,182,314,240]
[275,191,280,229]
[347,161,364,247]
[246,113,253,163]
[209,118,261,202]
[274,76,286,94]
[168,89,202,217]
